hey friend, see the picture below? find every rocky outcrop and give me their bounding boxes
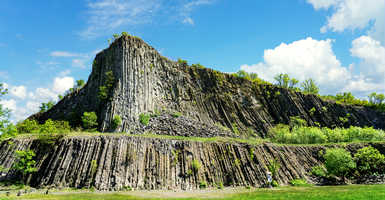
[0,136,383,190]
[30,35,385,137]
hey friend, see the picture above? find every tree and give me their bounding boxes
[335,92,355,104]
[323,148,355,181]
[301,78,319,94]
[0,83,11,135]
[13,150,37,184]
[354,146,385,175]
[39,101,55,112]
[76,79,85,88]
[274,73,298,89]
[82,112,98,130]
[368,92,385,105]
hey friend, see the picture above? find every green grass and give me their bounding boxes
[1,185,385,200]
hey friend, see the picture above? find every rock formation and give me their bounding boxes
[1,136,383,190]
[30,35,385,137]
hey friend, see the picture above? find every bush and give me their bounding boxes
[311,165,327,177]
[354,146,385,175]
[192,159,201,173]
[171,112,182,118]
[289,179,309,186]
[324,148,355,179]
[82,112,98,130]
[139,113,150,126]
[271,180,279,187]
[269,125,385,144]
[267,159,280,180]
[112,115,122,130]
[39,119,57,134]
[199,181,207,189]
[16,119,39,134]
[13,150,37,184]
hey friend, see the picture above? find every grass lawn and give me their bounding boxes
[1,184,385,200]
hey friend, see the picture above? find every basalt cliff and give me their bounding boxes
[29,35,385,137]
[1,35,384,191]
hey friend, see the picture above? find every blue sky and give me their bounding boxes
[1,0,384,122]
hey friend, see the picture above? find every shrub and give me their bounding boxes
[311,165,327,177]
[13,150,37,184]
[289,179,309,186]
[54,120,71,133]
[289,116,307,128]
[39,101,55,112]
[112,115,122,130]
[82,112,98,130]
[267,159,280,180]
[90,160,98,176]
[98,71,115,100]
[199,181,207,189]
[324,148,356,179]
[177,58,188,65]
[16,119,39,134]
[269,125,385,144]
[217,182,224,189]
[192,159,201,173]
[354,146,385,175]
[271,180,279,187]
[231,123,240,135]
[171,112,182,118]
[39,119,57,134]
[139,113,150,126]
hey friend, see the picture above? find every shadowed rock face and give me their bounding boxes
[1,137,382,190]
[30,36,385,137]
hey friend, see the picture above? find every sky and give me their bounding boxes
[0,0,384,122]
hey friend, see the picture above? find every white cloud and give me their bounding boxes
[183,17,194,25]
[241,36,385,97]
[307,0,339,10]
[80,0,216,39]
[343,36,385,95]
[308,0,385,43]
[50,51,82,57]
[52,76,74,94]
[9,85,27,99]
[241,37,351,94]
[0,99,16,111]
[72,59,87,68]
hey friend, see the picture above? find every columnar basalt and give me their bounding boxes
[30,35,385,137]
[1,136,382,190]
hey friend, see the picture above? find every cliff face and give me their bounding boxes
[31,36,385,137]
[1,136,382,190]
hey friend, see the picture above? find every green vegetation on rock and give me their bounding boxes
[82,112,98,131]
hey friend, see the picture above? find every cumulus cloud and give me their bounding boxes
[72,59,87,68]
[241,37,351,94]
[343,36,385,95]
[50,51,82,57]
[52,76,74,94]
[240,36,385,97]
[2,75,75,122]
[0,99,17,112]
[9,85,27,99]
[80,0,216,39]
[307,0,385,43]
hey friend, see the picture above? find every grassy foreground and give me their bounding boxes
[1,184,385,200]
